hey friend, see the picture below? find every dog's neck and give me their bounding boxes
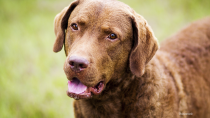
[78,71,135,117]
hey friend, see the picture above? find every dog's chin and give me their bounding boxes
[66,77,104,100]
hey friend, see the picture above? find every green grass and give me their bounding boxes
[0,0,209,117]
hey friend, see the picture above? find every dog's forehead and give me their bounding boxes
[69,0,133,32]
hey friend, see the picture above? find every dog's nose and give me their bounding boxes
[69,56,89,72]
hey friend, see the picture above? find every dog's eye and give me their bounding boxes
[71,23,78,30]
[108,33,117,40]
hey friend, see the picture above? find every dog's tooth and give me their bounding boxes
[74,96,79,100]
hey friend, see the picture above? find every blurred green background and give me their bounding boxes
[0,0,209,117]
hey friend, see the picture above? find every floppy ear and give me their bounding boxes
[53,0,79,52]
[130,13,159,77]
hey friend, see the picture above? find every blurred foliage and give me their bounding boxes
[0,0,209,117]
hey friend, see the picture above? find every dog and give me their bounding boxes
[53,0,210,117]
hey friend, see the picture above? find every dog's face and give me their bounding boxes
[53,0,159,99]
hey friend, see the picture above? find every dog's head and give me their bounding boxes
[53,0,159,99]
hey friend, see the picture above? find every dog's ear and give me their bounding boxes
[130,13,159,77]
[53,0,79,52]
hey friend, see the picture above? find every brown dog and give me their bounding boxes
[53,0,210,117]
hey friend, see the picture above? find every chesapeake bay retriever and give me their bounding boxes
[53,0,210,117]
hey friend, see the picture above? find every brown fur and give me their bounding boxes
[53,0,210,117]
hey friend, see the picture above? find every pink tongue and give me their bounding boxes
[68,78,87,94]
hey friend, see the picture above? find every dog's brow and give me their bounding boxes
[101,25,122,40]
[78,17,88,25]
[71,16,88,25]
[101,25,111,33]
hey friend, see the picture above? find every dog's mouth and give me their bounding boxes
[67,77,104,100]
